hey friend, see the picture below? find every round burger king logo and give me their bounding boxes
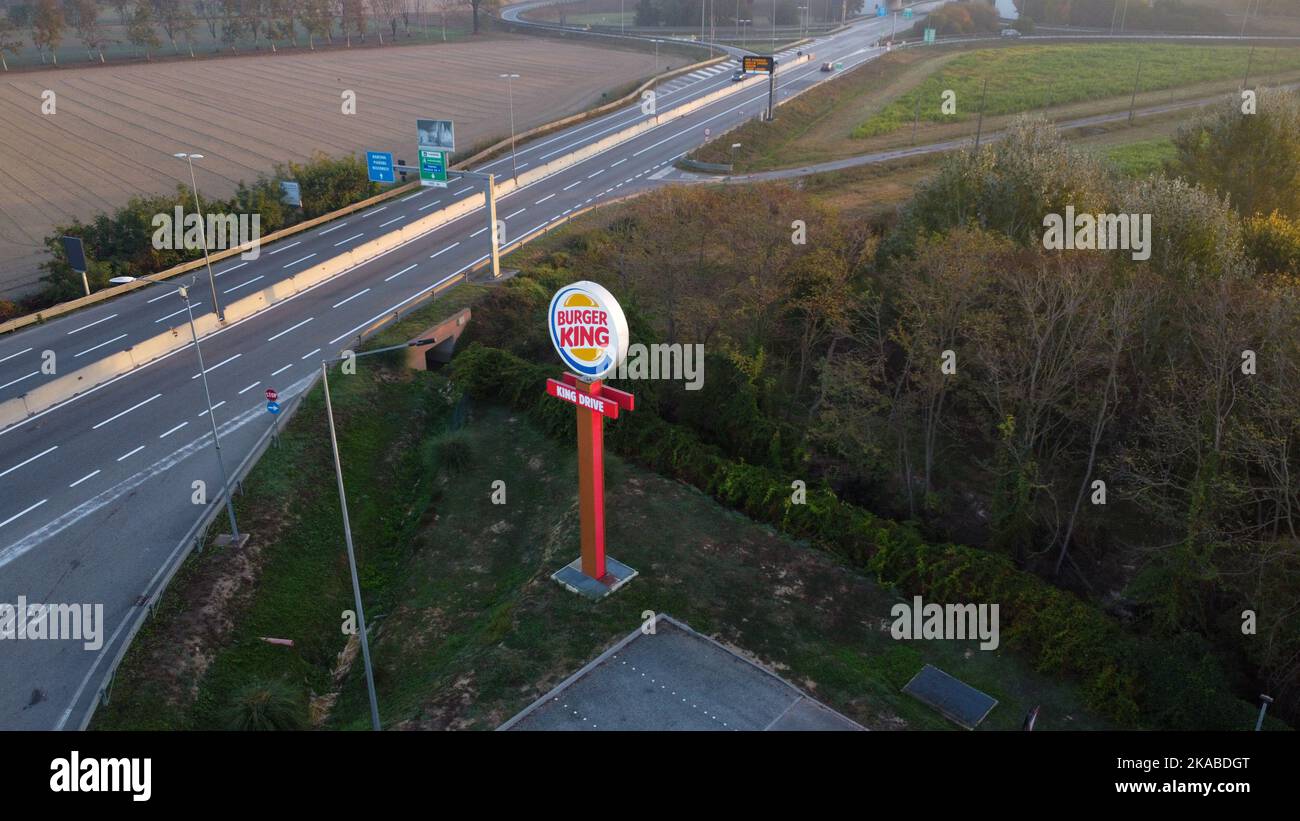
[548,281,629,381]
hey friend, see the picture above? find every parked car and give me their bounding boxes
[1000,28,1022,38]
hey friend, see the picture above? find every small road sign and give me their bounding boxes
[904,7,913,19]
[367,151,396,183]
[265,388,278,402]
[419,147,448,188]
[280,181,302,207]
[742,55,774,74]
[266,400,281,415]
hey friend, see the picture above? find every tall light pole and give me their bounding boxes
[179,284,243,546]
[654,38,661,74]
[174,152,225,323]
[499,73,520,182]
[318,337,437,732]
[771,0,777,53]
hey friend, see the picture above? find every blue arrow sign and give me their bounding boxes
[267,400,281,415]
[877,5,887,16]
[367,151,395,183]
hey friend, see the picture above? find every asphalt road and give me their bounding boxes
[0,10,915,730]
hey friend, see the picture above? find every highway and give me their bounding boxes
[0,10,919,730]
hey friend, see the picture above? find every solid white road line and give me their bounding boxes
[116,445,145,462]
[318,221,348,235]
[332,289,371,309]
[385,264,419,282]
[69,470,100,488]
[92,394,161,429]
[0,445,58,479]
[0,347,32,364]
[333,233,365,246]
[265,240,301,256]
[0,499,46,530]
[267,317,313,341]
[73,334,128,358]
[191,354,241,379]
[159,422,188,439]
[66,315,118,335]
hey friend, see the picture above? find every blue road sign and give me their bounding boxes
[904,7,913,18]
[367,151,396,183]
[877,5,886,16]
[267,401,281,415]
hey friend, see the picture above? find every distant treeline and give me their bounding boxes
[631,0,864,29]
[1018,0,1231,32]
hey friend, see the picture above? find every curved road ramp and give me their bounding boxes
[499,615,864,731]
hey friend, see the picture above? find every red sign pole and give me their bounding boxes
[575,379,607,581]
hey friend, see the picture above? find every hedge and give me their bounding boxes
[450,342,1278,730]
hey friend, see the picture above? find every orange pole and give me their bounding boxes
[575,379,607,580]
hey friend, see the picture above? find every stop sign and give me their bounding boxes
[265,388,278,402]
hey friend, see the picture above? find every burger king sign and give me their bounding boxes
[548,281,629,381]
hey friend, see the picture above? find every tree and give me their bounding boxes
[300,0,332,46]
[32,0,65,64]
[71,0,108,61]
[1171,88,1300,220]
[0,18,24,70]
[153,0,196,53]
[194,0,221,39]
[127,0,161,58]
[469,0,490,33]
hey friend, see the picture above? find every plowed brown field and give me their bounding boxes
[0,34,655,298]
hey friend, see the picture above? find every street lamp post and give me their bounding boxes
[318,337,438,732]
[179,284,243,546]
[772,0,777,53]
[174,152,225,323]
[654,39,661,74]
[499,73,521,182]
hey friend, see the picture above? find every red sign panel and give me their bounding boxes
[546,378,620,419]
[265,388,278,401]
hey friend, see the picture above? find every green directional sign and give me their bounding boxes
[903,7,913,18]
[923,27,936,44]
[419,148,448,187]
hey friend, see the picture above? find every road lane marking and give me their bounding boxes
[271,364,294,376]
[155,302,202,323]
[267,317,313,341]
[332,289,371,309]
[361,206,389,218]
[502,208,526,220]
[159,422,188,438]
[92,394,162,429]
[535,194,555,205]
[379,215,405,227]
[237,381,261,395]
[429,242,459,259]
[66,315,118,335]
[215,261,248,277]
[333,233,365,246]
[282,253,317,268]
[0,445,58,478]
[198,400,226,417]
[0,347,33,364]
[265,240,302,256]
[385,264,419,282]
[562,181,582,191]
[223,275,264,294]
[0,499,46,530]
[587,169,605,179]
[610,158,627,167]
[0,371,38,391]
[400,191,424,202]
[418,199,444,211]
[69,470,100,488]
[301,348,321,360]
[318,221,348,235]
[452,186,474,195]
[470,226,488,237]
[329,256,483,345]
[116,445,145,462]
[73,333,129,358]
[191,353,241,379]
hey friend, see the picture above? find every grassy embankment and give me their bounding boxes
[92,255,1111,732]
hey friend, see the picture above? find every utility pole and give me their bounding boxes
[1242,45,1255,90]
[973,77,989,151]
[1128,55,1142,124]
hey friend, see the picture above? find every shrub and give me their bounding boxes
[223,678,308,731]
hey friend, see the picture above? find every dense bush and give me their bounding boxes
[223,678,309,731]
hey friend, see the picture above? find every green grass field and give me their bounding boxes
[853,44,1300,138]
[1096,137,1178,177]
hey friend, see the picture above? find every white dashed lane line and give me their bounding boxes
[215,261,248,277]
[610,158,627,167]
[418,199,444,211]
[361,206,388,218]
[535,194,555,205]
[92,394,161,430]
[301,348,322,360]
[0,371,38,391]
[155,302,201,323]
[267,317,313,342]
[385,264,418,282]
[197,400,226,417]
[430,243,458,259]
[69,470,100,488]
[470,226,488,238]
[502,208,526,220]
[0,347,33,364]
[265,240,301,256]
[452,186,474,195]
[333,233,365,247]
[191,354,241,379]
[379,215,405,228]
[400,191,424,202]
[0,500,47,530]
[282,253,317,269]
[223,275,264,294]
[318,222,348,236]
[562,181,582,191]
[159,422,188,439]
[0,445,58,479]
[332,289,371,309]
[271,364,294,377]
[66,315,117,335]
[73,334,127,358]
[237,381,261,395]
[116,445,145,462]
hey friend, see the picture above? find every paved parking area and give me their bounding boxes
[500,615,864,731]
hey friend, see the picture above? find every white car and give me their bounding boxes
[1000,28,1022,38]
